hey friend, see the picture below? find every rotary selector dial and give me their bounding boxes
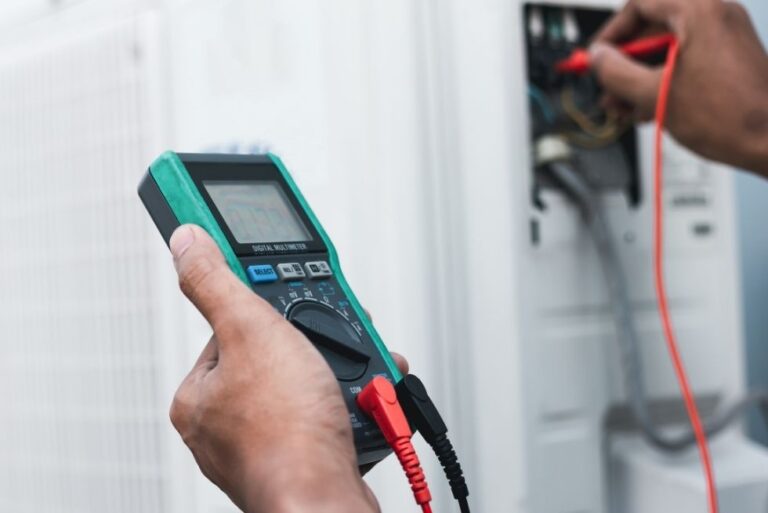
[287,300,371,382]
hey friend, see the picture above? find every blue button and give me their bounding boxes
[247,265,278,284]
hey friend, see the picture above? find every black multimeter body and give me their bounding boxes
[138,152,401,466]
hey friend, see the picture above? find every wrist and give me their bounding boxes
[239,439,377,513]
[738,81,768,175]
[739,112,768,175]
[263,475,377,513]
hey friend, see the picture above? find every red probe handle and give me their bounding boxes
[356,376,412,443]
[621,33,675,59]
[555,33,675,74]
[357,377,433,507]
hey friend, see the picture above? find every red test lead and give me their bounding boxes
[556,33,675,74]
[652,39,719,513]
[357,377,433,512]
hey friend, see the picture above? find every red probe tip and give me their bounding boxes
[555,49,590,74]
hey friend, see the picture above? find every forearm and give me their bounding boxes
[698,84,768,176]
[730,50,768,176]
[258,483,377,513]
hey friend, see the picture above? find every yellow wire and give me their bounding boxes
[561,87,620,140]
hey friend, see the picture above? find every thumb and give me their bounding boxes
[170,224,264,334]
[590,42,663,118]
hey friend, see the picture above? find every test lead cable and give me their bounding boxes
[553,35,719,513]
[652,39,720,513]
[357,377,434,513]
[396,375,471,513]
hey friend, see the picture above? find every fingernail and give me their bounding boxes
[170,225,195,259]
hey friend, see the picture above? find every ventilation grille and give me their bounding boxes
[0,16,168,513]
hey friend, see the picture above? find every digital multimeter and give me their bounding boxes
[138,152,402,465]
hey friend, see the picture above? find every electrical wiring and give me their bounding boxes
[559,86,631,149]
[529,80,629,149]
[528,85,556,124]
[560,86,620,140]
[653,39,719,513]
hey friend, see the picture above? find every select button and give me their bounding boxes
[247,264,278,284]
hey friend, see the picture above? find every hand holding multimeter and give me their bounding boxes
[139,152,469,513]
[165,224,380,513]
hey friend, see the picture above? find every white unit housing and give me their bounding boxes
[0,6,174,513]
[439,0,768,511]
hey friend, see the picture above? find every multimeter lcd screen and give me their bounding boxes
[204,181,312,244]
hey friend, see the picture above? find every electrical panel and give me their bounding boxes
[524,3,641,210]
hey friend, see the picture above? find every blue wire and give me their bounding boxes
[528,85,555,124]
